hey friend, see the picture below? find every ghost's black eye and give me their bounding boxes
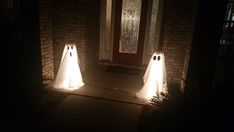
[153,56,157,60]
[71,46,73,49]
[67,46,69,50]
[158,56,161,61]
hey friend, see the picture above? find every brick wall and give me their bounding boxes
[161,0,198,87]
[40,0,100,85]
[52,0,100,75]
[39,0,198,88]
[39,0,54,85]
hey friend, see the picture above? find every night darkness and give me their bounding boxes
[1,0,233,131]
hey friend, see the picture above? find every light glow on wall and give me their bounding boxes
[54,44,84,90]
[137,52,167,101]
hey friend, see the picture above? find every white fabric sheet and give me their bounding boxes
[54,44,84,90]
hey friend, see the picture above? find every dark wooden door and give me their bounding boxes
[113,0,148,65]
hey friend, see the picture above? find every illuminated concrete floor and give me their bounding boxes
[49,64,147,105]
[47,64,147,131]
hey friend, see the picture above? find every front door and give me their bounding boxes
[113,0,148,65]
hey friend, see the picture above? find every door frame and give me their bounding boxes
[99,0,163,65]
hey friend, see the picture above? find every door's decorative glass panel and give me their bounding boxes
[119,0,142,54]
[147,0,159,55]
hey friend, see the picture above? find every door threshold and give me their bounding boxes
[98,60,146,69]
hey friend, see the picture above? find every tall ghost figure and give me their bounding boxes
[54,44,84,90]
[137,52,167,101]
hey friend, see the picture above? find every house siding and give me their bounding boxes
[160,0,197,87]
[39,0,54,85]
[39,0,100,85]
[39,0,198,88]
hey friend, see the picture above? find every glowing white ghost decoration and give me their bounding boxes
[137,52,167,101]
[54,44,84,90]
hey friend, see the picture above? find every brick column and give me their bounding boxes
[160,0,197,89]
[39,0,54,85]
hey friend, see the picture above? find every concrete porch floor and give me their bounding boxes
[45,64,149,131]
[47,64,148,105]
[48,95,144,131]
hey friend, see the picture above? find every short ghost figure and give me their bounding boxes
[54,44,84,90]
[137,52,167,101]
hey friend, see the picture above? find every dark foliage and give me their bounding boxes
[138,86,185,132]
